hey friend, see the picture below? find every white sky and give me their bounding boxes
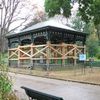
[9,0,45,32]
[10,0,78,32]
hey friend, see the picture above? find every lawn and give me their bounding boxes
[9,67,100,85]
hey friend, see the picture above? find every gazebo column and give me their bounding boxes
[18,37,21,67]
[73,45,77,65]
[18,46,20,67]
[8,39,10,66]
[30,43,33,68]
[46,41,50,70]
[62,43,65,66]
[83,45,86,54]
[30,34,34,68]
[54,46,58,64]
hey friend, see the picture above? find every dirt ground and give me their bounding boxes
[9,67,100,85]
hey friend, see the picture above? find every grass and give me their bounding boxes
[9,67,100,85]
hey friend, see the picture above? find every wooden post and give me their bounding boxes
[46,41,50,71]
[74,45,77,65]
[54,46,57,64]
[30,43,33,69]
[8,49,10,66]
[62,43,65,66]
[83,45,86,54]
[18,46,20,67]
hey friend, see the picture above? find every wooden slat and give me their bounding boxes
[9,48,17,50]
[77,46,85,48]
[76,48,82,54]
[64,47,76,57]
[21,50,31,57]
[18,48,31,57]
[49,46,63,56]
[35,48,47,57]
[32,58,46,60]
[19,57,31,59]
[49,57,62,59]
[32,46,48,57]
[9,59,18,60]
[9,49,18,58]
[19,45,31,48]
[32,44,46,47]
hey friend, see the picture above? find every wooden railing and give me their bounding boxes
[8,43,86,66]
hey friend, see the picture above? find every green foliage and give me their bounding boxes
[71,15,89,32]
[78,0,100,40]
[0,74,12,99]
[96,47,100,59]
[96,54,100,59]
[71,16,84,31]
[45,0,72,18]
[0,64,12,100]
[83,21,95,33]
[78,0,100,25]
[86,34,99,57]
[0,54,18,100]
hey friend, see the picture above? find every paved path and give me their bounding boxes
[9,73,100,100]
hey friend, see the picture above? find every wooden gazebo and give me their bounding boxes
[6,20,87,68]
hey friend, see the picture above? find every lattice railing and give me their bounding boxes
[8,43,85,61]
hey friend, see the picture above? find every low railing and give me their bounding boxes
[21,86,63,100]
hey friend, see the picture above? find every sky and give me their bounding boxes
[10,0,78,32]
[30,0,44,7]
[9,0,45,32]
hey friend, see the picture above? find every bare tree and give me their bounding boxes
[0,0,30,52]
[23,4,48,29]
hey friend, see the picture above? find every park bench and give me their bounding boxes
[21,86,63,100]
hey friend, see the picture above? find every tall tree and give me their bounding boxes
[78,0,100,40]
[0,0,30,52]
[71,14,95,33]
[45,0,72,18]
[71,15,85,32]
[86,33,99,57]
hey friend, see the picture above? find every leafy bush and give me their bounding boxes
[97,55,100,59]
[96,53,100,59]
[96,47,100,59]
[0,73,12,99]
[0,64,19,100]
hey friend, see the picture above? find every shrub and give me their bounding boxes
[96,53,100,59]
[0,64,19,100]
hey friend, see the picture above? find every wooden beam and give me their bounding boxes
[30,44,33,67]
[9,59,18,60]
[18,48,31,57]
[74,45,77,65]
[9,49,18,59]
[21,50,31,57]
[62,43,65,66]
[9,48,18,51]
[8,43,86,67]
[35,48,47,57]
[64,46,76,57]
[19,57,31,59]
[49,46,62,56]
[32,44,46,47]
[32,46,48,57]
[18,46,20,67]
[46,41,50,71]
